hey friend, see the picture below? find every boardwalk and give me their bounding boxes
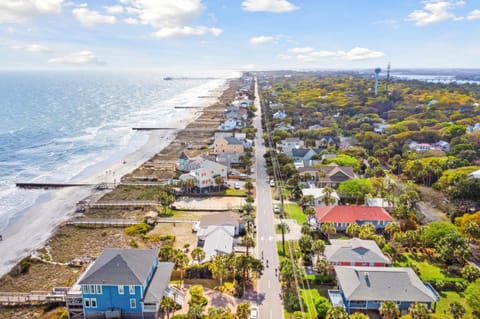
[87,200,159,209]
[0,291,65,305]
[67,219,141,227]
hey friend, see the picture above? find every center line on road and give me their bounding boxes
[268,280,270,289]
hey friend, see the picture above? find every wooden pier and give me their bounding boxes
[132,127,177,131]
[174,106,202,109]
[16,183,94,190]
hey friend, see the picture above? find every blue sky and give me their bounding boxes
[1,0,480,72]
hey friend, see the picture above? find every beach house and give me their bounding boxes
[214,136,245,155]
[179,159,228,193]
[70,248,175,319]
[313,206,393,231]
[324,238,391,267]
[329,266,439,314]
[301,188,340,206]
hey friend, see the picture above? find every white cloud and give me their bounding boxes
[295,47,385,62]
[48,51,104,65]
[276,54,292,60]
[250,35,274,45]
[406,0,466,26]
[120,0,222,38]
[466,9,480,20]
[241,64,256,70]
[11,43,52,53]
[124,17,139,24]
[288,47,315,53]
[0,0,63,24]
[151,26,222,38]
[242,0,298,13]
[73,7,117,27]
[103,5,124,14]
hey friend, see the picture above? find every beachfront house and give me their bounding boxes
[301,188,340,206]
[71,248,176,319]
[324,238,391,267]
[328,266,439,314]
[218,119,244,131]
[179,159,228,193]
[214,136,245,155]
[312,205,393,231]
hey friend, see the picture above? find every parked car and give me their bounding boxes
[250,306,258,319]
[234,182,240,190]
[270,180,275,187]
[273,204,280,213]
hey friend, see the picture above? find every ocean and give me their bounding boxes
[0,70,228,234]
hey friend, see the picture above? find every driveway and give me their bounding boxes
[273,218,302,241]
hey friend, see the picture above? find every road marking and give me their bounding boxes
[260,236,264,241]
[270,309,273,319]
[268,280,270,289]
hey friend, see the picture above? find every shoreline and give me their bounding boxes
[0,77,236,278]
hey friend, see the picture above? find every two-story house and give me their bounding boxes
[278,137,304,155]
[179,159,228,192]
[214,136,245,155]
[298,165,357,188]
[71,248,175,319]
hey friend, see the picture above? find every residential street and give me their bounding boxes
[253,78,284,319]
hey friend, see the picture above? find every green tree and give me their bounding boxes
[465,278,480,311]
[315,296,332,319]
[173,251,189,281]
[322,186,337,206]
[321,222,337,239]
[315,258,331,276]
[280,259,304,290]
[350,313,370,319]
[191,247,206,263]
[208,254,229,285]
[241,235,255,256]
[408,302,430,319]
[236,302,251,319]
[422,221,458,248]
[346,223,361,237]
[278,222,290,254]
[379,301,400,319]
[449,301,466,319]
[312,240,326,261]
[160,297,179,319]
[326,306,349,319]
[244,179,254,194]
[384,222,401,241]
[436,232,472,265]
[215,175,225,191]
[188,304,204,319]
[299,234,313,255]
[461,264,480,281]
[337,178,373,204]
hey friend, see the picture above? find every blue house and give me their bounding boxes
[74,248,174,319]
[329,266,439,314]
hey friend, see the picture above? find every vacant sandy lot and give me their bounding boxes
[174,197,244,210]
[149,222,197,250]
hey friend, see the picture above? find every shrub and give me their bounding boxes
[186,265,212,279]
[125,223,151,236]
[20,257,32,274]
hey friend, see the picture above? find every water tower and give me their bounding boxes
[374,68,381,97]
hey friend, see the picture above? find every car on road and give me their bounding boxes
[273,204,280,213]
[250,306,258,319]
[270,180,275,187]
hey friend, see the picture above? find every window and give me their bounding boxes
[84,298,90,308]
[96,285,102,294]
[89,285,95,294]
[82,285,88,294]
[118,285,124,295]
[91,298,97,308]
[130,298,136,309]
[129,285,135,294]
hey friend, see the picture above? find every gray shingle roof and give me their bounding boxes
[144,262,174,304]
[199,212,240,228]
[224,136,243,145]
[335,266,439,303]
[79,248,158,285]
[325,238,390,264]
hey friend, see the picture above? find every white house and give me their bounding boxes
[278,137,304,155]
[218,119,244,131]
[273,110,287,120]
[302,188,340,206]
[373,123,390,134]
[179,159,228,192]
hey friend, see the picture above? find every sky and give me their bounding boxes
[1,0,480,72]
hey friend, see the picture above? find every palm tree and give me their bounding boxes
[315,258,331,276]
[188,304,204,319]
[244,179,254,194]
[322,186,336,206]
[384,222,401,241]
[408,302,430,319]
[277,222,290,254]
[301,224,312,235]
[160,297,178,319]
[312,240,326,262]
[241,235,255,256]
[236,302,251,319]
[449,301,466,319]
[191,247,206,263]
[326,306,349,319]
[379,301,400,319]
[300,195,315,209]
[346,223,360,237]
[321,222,337,240]
[299,234,313,255]
[173,251,189,281]
[350,313,370,319]
[208,254,229,285]
[280,259,303,290]
[185,178,195,194]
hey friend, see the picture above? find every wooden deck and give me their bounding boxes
[67,218,141,227]
[0,291,65,305]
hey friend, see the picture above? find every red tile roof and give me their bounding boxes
[314,206,393,223]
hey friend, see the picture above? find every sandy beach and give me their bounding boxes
[0,80,230,278]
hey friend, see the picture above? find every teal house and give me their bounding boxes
[76,248,174,319]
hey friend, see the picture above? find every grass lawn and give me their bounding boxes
[433,291,474,319]
[225,189,247,196]
[284,203,307,224]
[301,288,322,319]
[395,253,463,283]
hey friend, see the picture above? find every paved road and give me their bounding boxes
[253,77,284,319]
